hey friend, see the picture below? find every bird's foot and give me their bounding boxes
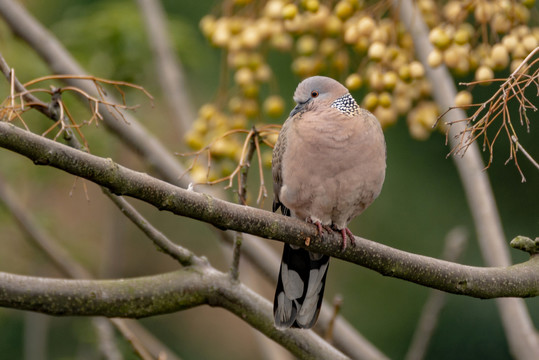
[338,227,356,250]
[308,219,332,237]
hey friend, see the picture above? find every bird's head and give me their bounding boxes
[290,76,350,117]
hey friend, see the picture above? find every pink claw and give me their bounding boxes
[315,221,324,236]
[340,228,356,250]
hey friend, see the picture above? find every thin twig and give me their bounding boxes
[324,295,343,343]
[441,46,539,179]
[230,127,259,281]
[103,187,205,267]
[512,136,539,171]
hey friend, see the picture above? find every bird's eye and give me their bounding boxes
[311,90,319,98]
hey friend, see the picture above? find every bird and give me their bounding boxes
[272,76,386,329]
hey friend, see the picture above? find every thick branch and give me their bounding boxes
[0,269,347,360]
[1,122,538,299]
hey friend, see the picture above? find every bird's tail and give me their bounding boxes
[273,243,330,329]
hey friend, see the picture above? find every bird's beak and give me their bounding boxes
[289,99,310,117]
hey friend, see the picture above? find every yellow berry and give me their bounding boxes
[373,106,397,128]
[319,38,339,56]
[190,165,208,183]
[428,49,443,68]
[335,1,354,19]
[522,34,538,52]
[368,70,385,92]
[408,121,430,140]
[304,0,320,12]
[394,96,412,115]
[399,32,414,50]
[410,61,425,78]
[475,65,494,83]
[265,133,279,147]
[241,28,261,49]
[199,103,218,120]
[383,71,398,91]
[363,92,378,111]
[212,138,239,160]
[502,34,518,53]
[255,63,272,82]
[297,35,318,55]
[262,151,273,168]
[491,13,511,34]
[282,4,298,20]
[242,83,259,98]
[345,73,363,90]
[192,119,208,134]
[212,22,231,47]
[265,0,284,19]
[230,114,248,129]
[234,67,254,86]
[324,15,343,36]
[344,24,360,44]
[185,131,204,150]
[357,16,375,36]
[474,2,492,23]
[454,90,473,107]
[429,27,451,50]
[443,1,464,22]
[398,64,412,82]
[512,43,528,59]
[354,36,370,53]
[454,57,471,76]
[368,41,386,61]
[378,92,392,108]
[491,44,509,70]
[263,95,285,118]
[510,59,524,73]
[242,98,259,117]
[454,27,470,45]
[514,4,530,23]
[270,32,293,51]
[200,15,216,38]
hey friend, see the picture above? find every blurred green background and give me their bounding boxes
[0,0,538,359]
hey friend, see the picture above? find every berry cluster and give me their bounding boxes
[186,0,538,181]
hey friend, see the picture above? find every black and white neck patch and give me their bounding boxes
[331,93,360,117]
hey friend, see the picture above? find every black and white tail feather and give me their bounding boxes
[273,202,330,329]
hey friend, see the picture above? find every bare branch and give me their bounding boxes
[442,47,539,180]
[0,269,348,360]
[1,122,539,299]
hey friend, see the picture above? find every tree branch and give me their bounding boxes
[1,121,538,299]
[0,269,347,360]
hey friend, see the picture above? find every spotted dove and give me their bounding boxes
[272,76,386,328]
